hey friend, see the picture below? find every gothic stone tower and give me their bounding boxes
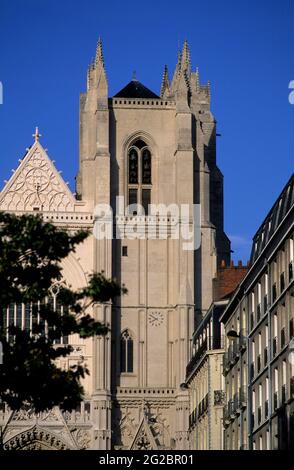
[78,39,230,450]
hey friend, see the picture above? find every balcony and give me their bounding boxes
[265,399,269,419]
[186,338,208,377]
[239,329,247,352]
[233,393,239,414]
[230,388,247,416]
[233,339,240,359]
[223,339,241,374]
[204,393,209,412]
[223,352,230,374]
[281,327,286,349]
[189,409,197,428]
[264,347,268,367]
[186,335,225,377]
[195,393,209,422]
[223,403,232,426]
[189,394,210,427]
[239,387,247,409]
[228,343,234,364]
[273,336,277,357]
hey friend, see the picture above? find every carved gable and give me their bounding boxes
[130,417,158,450]
[0,142,76,212]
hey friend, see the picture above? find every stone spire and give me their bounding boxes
[207,80,211,99]
[95,37,104,67]
[87,36,108,91]
[160,65,170,98]
[175,48,182,75]
[195,67,200,91]
[181,39,191,75]
[171,49,182,93]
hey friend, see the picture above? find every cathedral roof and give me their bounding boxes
[113,79,160,99]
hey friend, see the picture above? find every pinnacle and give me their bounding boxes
[95,36,104,66]
[181,39,191,74]
[160,64,170,97]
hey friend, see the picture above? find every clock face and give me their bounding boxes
[148,311,164,327]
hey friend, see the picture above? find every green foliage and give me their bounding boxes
[0,212,126,412]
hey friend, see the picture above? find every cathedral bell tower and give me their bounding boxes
[78,39,230,450]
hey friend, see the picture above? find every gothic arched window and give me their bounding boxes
[127,140,152,215]
[1,281,68,345]
[120,329,134,373]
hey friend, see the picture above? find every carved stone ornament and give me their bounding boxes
[0,143,76,212]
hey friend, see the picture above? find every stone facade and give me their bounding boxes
[186,301,227,450]
[0,39,230,450]
[221,173,294,450]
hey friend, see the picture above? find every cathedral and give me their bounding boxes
[0,39,230,450]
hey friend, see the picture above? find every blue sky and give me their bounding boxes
[0,0,293,262]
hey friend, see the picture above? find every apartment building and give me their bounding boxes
[221,173,294,450]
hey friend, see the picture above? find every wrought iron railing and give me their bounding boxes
[189,393,209,427]
[186,336,225,377]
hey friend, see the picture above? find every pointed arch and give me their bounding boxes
[3,425,71,450]
[122,131,158,212]
[120,329,134,373]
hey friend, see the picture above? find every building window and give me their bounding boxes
[2,297,68,344]
[289,237,294,280]
[265,377,269,419]
[282,360,287,403]
[274,367,279,410]
[127,140,152,215]
[122,246,128,257]
[1,283,69,345]
[120,329,134,373]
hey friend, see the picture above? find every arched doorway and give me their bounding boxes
[4,426,70,450]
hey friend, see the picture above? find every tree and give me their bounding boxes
[0,212,126,412]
